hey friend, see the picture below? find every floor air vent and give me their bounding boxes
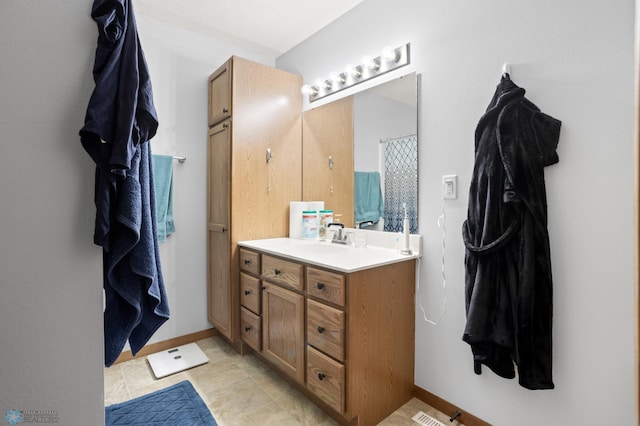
[411,411,447,426]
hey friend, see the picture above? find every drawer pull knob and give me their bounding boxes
[316,282,325,290]
[243,259,251,265]
[274,268,281,275]
[318,373,326,381]
[244,326,251,332]
[317,326,325,334]
[244,290,251,295]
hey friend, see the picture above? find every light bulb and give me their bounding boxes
[382,46,399,62]
[362,55,380,70]
[330,72,346,85]
[301,85,318,96]
[345,64,362,78]
[315,79,331,90]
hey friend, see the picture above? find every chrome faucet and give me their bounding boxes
[328,223,347,244]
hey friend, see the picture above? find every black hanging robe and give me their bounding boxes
[462,75,561,390]
[80,0,169,367]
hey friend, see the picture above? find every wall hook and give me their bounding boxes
[266,148,272,163]
[328,155,334,169]
[502,62,511,78]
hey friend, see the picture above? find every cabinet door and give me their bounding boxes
[262,282,305,384]
[208,59,232,127]
[302,96,354,227]
[207,120,232,338]
[231,57,302,241]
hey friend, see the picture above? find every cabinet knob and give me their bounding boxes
[222,107,229,114]
[244,326,251,332]
[317,326,325,334]
[244,290,251,295]
[316,282,325,290]
[261,286,266,291]
[243,259,251,265]
[318,373,326,381]
[222,123,228,129]
[274,268,281,275]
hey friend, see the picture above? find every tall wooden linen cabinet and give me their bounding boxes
[207,56,302,347]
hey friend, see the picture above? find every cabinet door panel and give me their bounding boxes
[208,59,232,126]
[262,283,305,384]
[208,230,230,334]
[207,120,232,337]
[302,96,354,227]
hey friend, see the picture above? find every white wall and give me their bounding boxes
[278,0,636,424]
[353,90,417,171]
[0,1,104,424]
[0,4,278,425]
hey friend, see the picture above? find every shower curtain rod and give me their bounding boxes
[379,133,417,144]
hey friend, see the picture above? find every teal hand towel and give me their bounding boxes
[354,171,384,223]
[151,154,175,242]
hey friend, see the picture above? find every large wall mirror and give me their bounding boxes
[302,72,418,233]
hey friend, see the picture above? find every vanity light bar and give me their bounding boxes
[301,43,410,102]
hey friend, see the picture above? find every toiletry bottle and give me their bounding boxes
[318,210,333,241]
[302,210,318,239]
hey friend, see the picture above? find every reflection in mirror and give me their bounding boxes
[353,72,418,233]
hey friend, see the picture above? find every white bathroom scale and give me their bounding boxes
[147,343,209,379]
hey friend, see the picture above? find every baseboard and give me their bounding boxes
[412,385,491,426]
[112,328,217,365]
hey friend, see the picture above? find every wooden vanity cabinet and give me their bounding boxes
[238,247,416,426]
[207,56,302,347]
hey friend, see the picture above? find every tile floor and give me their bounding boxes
[104,336,463,426]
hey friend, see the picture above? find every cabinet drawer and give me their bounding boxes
[262,255,303,291]
[307,345,345,414]
[240,272,261,314]
[239,248,260,275]
[240,307,261,352]
[306,267,345,307]
[307,299,345,362]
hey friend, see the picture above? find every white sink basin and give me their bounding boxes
[294,242,349,255]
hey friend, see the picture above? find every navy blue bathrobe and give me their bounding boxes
[462,75,561,390]
[80,0,169,367]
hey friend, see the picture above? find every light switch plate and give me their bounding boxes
[442,175,457,200]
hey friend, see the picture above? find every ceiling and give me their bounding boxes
[133,0,366,56]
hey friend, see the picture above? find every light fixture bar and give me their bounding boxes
[303,43,410,103]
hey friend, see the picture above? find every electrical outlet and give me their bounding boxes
[442,175,457,200]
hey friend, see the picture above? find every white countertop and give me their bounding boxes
[238,234,421,273]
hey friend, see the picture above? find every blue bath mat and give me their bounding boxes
[105,380,217,426]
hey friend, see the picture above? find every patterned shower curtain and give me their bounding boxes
[383,134,418,233]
